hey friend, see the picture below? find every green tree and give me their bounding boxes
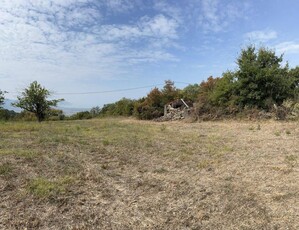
[99,103,116,117]
[288,66,299,98]
[113,98,135,116]
[235,46,294,109]
[161,80,180,104]
[209,72,237,106]
[70,111,92,120]
[12,81,64,122]
[195,76,221,115]
[180,84,200,102]
[198,76,220,104]
[97,98,135,117]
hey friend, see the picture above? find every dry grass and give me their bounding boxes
[1,118,299,229]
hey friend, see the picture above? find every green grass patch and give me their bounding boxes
[0,163,13,175]
[38,134,70,144]
[0,149,40,159]
[102,139,111,146]
[0,122,40,132]
[27,176,74,198]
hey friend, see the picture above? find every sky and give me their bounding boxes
[1,0,299,109]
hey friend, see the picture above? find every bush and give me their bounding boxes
[69,111,92,120]
[133,88,164,120]
[279,99,299,120]
[134,103,164,120]
[16,111,37,121]
[98,98,135,117]
[90,106,101,117]
[47,109,65,121]
[0,109,18,121]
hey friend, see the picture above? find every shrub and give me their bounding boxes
[47,109,65,121]
[0,109,18,121]
[16,111,37,121]
[70,111,92,120]
[98,98,135,117]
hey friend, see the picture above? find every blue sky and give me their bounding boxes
[1,0,299,108]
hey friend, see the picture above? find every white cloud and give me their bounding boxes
[275,42,299,54]
[97,14,179,43]
[196,0,249,33]
[244,30,277,42]
[154,1,182,23]
[0,1,180,66]
[0,0,182,107]
[141,14,178,38]
[105,0,135,13]
[199,0,220,31]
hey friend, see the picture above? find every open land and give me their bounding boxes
[0,118,299,229]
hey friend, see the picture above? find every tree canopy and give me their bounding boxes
[234,46,294,108]
[12,81,64,122]
[197,46,298,112]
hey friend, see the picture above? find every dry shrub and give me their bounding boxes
[281,99,299,120]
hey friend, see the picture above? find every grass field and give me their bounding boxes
[1,118,299,229]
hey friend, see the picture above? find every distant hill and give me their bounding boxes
[3,99,89,116]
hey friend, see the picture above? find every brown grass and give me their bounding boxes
[0,118,299,229]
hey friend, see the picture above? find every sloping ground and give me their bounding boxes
[0,118,299,229]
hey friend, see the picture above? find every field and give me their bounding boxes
[0,118,299,229]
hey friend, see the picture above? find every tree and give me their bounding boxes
[97,98,135,117]
[146,87,164,107]
[161,80,180,104]
[288,66,299,99]
[180,84,200,102]
[234,46,294,109]
[90,106,101,117]
[0,90,5,108]
[208,72,237,107]
[12,81,64,122]
[134,88,164,120]
[198,76,220,104]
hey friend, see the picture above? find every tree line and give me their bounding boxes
[1,46,299,122]
[94,46,299,120]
